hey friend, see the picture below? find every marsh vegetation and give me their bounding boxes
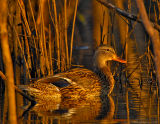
[0,0,160,123]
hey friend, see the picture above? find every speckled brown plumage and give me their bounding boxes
[30,68,102,99]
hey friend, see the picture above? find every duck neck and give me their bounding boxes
[94,66,115,95]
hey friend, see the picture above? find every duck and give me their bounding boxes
[19,45,126,101]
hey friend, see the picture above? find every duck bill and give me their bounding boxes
[112,57,127,63]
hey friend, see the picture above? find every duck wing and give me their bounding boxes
[18,68,101,99]
[36,68,100,90]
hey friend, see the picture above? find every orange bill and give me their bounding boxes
[112,57,127,63]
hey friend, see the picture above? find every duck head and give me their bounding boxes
[94,45,126,69]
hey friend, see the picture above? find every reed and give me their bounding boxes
[13,0,80,77]
[17,0,31,36]
[23,24,32,71]
[13,24,31,78]
[28,0,38,37]
[64,0,69,69]
[0,0,17,123]
[70,0,79,67]
[41,1,50,75]
[49,24,54,75]
[52,0,60,71]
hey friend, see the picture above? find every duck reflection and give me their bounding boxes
[22,95,115,123]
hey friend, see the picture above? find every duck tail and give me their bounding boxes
[17,85,30,91]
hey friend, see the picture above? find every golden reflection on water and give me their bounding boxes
[1,84,160,124]
[20,95,117,124]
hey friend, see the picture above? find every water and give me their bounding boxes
[1,82,159,124]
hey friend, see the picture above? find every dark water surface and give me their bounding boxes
[0,82,159,124]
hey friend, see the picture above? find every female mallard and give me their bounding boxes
[19,45,126,101]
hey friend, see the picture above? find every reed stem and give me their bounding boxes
[70,0,79,67]
[64,0,69,69]
[53,0,60,71]
[17,0,31,36]
[0,0,17,122]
